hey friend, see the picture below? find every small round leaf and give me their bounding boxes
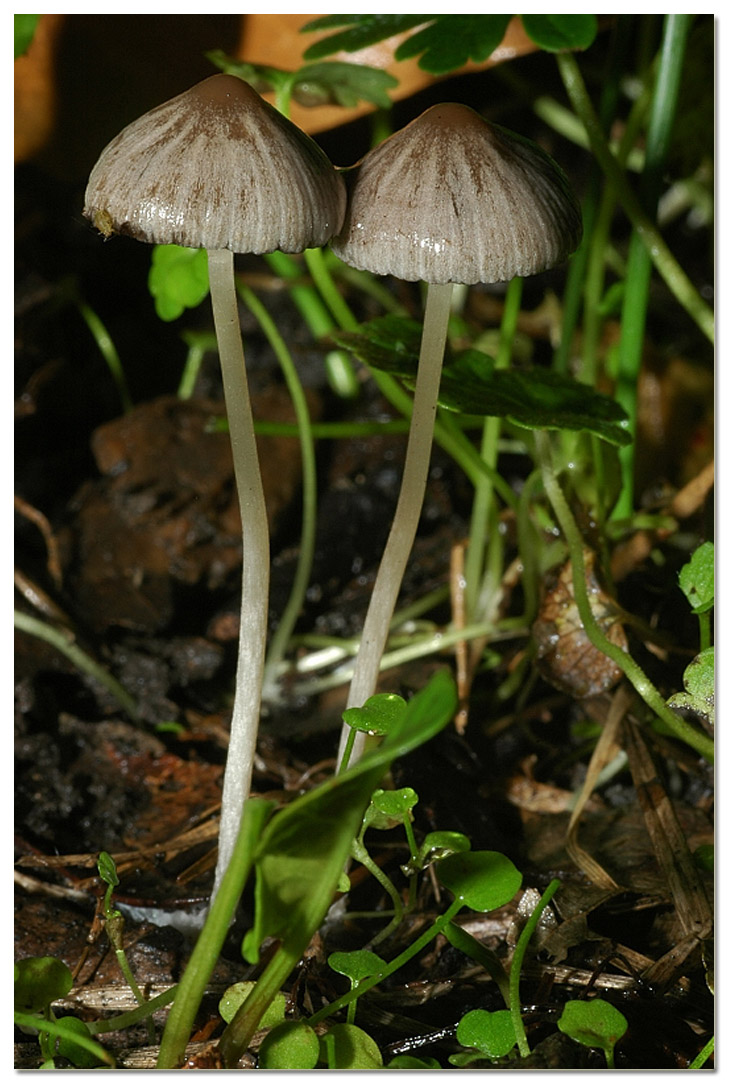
[557,998,628,1054]
[258,1020,320,1070]
[456,1008,516,1059]
[14,956,73,1014]
[320,1023,383,1069]
[437,851,522,911]
[342,693,407,735]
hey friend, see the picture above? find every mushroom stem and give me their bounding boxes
[207,248,270,895]
[338,280,454,765]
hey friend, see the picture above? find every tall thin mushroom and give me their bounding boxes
[331,102,582,763]
[84,74,345,894]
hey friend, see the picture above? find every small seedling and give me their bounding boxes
[14,956,111,1068]
[97,851,151,1038]
[557,998,628,1069]
[328,950,387,1024]
[340,692,408,771]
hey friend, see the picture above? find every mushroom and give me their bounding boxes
[84,73,346,893]
[330,102,582,762]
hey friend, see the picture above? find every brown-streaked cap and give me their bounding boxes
[331,102,582,285]
[84,74,346,254]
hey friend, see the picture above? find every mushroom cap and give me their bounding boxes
[84,74,346,254]
[331,102,582,285]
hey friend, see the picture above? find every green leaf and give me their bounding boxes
[302,15,429,60]
[334,317,631,446]
[456,1008,517,1059]
[437,850,522,912]
[395,16,512,75]
[668,646,715,728]
[342,692,407,735]
[14,957,73,1014]
[521,14,598,52]
[97,851,119,889]
[55,1017,106,1069]
[370,786,418,818]
[387,1054,442,1068]
[243,671,457,964]
[328,949,386,986]
[15,15,40,59]
[291,62,397,110]
[320,1023,383,1069]
[557,998,628,1061]
[206,51,397,110]
[416,830,471,868]
[148,245,210,322]
[258,1020,321,1070]
[678,541,714,615]
[218,982,286,1028]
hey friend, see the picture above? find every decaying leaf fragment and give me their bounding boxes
[532,550,627,698]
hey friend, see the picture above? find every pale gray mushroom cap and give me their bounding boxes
[84,74,346,254]
[331,102,582,285]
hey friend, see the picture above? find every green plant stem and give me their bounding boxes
[509,878,561,1058]
[177,330,217,399]
[465,276,522,621]
[307,896,464,1028]
[76,296,133,414]
[534,430,714,763]
[688,1035,714,1070]
[156,798,274,1069]
[556,51,714,346]
[613,14,692,518]
[14,1012,115,1068]
[14,609,138,719]
[235,282,319,701]
[207,248,271,897]
[265,250,359,398]
[349,835,403,945]
[89,985,178,1035]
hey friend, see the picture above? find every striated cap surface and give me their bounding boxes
[84,74,346,254]
[331,102,582,285]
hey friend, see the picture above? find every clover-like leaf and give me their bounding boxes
[678,541,714,615]
[148,245,210,322]
[668,646,715,729]
[342,692,408,736]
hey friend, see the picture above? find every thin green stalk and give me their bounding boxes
[235,282,318,699]
[534,430,714,763]
[509,878,561,1058]
[349,835,403,945]
[264,250,358,398]
[307,897,464,1028]
[157,798,274,1069]
[76,297,133,413]
[614,14,693,518]
[14,609,138,719]
[688,1035,714,1070]
[177,330,217,399]
[464,276,522,621]
[556,51,714,346]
